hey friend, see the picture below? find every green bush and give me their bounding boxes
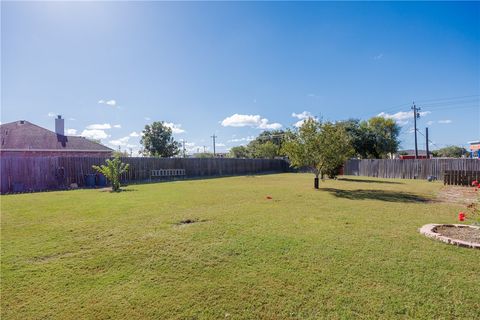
[92,155,129,192]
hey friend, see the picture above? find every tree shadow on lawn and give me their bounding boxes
[338,178,403,185]
[321,188,430,203]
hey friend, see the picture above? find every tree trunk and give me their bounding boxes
[314,175,319,189]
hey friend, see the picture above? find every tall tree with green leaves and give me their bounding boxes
[367,116,400,158]
[432,145,467,158]
[245,130,286,159]
[92,155,130,192]
[340,117,400,159]
[229,146,250,158]
[282,118,353,189]
[140,121,180,157]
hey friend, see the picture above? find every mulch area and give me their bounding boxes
[434,225,480,243]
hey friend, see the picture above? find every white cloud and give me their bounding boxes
[86,123,112,130]
[374,53,384,60]
[292,111,316,127]
[113,124,121,128]
[426,121,434,126]
[81,129,110,140]
[66,129,77,135]
[438,120,452,124]
[144,117,151,121]
[216,143,226,147]
[293,120,307,128]
[109,136,130,147]
[221,114,282,130]
[98,99,116,107]
[164,122,185,134]
[377,110,431,126]
[292,111,312,119]
[129,131,141,137]
[228,136,255,143]
[47,112,57,117]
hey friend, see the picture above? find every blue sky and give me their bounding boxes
[2,1,479,154]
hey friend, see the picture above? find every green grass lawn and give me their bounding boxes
[1,174,479,319]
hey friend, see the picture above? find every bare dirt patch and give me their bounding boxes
[174,218,207,226]
[436,186,478,205]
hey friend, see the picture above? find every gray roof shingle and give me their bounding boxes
[0,120,113,152]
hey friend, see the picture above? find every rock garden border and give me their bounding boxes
[419,224,480,249]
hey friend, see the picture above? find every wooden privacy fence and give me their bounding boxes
[0,156,289,194]
[444,170,480,186]
[344,159,480,181]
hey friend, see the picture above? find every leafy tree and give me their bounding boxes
[194,152,214,158]
[229,146,250,158]
[112,149,130,157]
[341,117,400,159]
[236,130,286,159]
[367,116,400,158]
[282,118,354,189]
[251,141,279,159]
[140,121,180,157]
[92,155,130,192]
[341,119,375,159]
[432,145,467,158]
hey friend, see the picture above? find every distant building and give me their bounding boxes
[395,149,428,159]
[468,140,480,158]
[0,116,113,157]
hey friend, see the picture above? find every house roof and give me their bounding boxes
[0,120,113,152]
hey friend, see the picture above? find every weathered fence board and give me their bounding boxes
[444,170,480,186]
[0,156,289,194]
[344,159,480,181]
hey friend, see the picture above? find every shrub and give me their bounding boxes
[92,155,130,192]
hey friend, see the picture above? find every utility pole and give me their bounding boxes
[425,127,429,159]
[411,102,421,159]
[182,140,186,158]
[211,134,217,157]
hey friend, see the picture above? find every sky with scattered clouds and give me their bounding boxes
[1,2,479,155]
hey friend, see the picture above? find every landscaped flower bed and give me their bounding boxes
[419,224,480,249]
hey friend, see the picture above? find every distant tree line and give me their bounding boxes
[134,119,468,164]
[431,146,467,158]
[229,116,401,160]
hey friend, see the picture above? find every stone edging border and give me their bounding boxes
[419,224,480,249]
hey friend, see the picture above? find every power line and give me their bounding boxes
[421,105,479,111]
[356,94,479,119]
[415,94,480,104]
[416,128,441,150]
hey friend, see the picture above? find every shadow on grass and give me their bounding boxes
[321,188,429,203]
[338,178,403,185]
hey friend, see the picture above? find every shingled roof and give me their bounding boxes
[0,120,113,152]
